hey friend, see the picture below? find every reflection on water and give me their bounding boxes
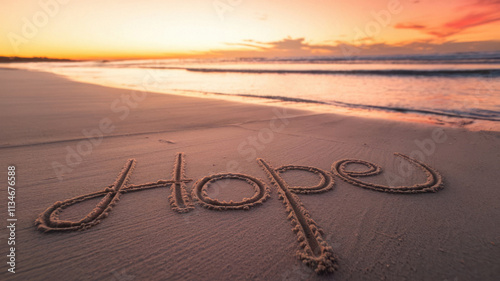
[9,56,500,130]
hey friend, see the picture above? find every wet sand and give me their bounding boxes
[1,69,499,280]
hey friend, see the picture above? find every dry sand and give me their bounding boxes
[1,68,499,280]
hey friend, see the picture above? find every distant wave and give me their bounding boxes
[127,52,500,65]
[328,100,500,121]
[185,90,500,122]
[227,52,500,63]
[183,68,500,77]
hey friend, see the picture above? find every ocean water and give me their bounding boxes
[11,54,500,129]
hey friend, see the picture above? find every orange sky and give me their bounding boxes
[1,0,499,60]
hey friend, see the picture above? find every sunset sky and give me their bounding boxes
[1,0,500,60]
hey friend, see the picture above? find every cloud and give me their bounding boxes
[444,12,500,30]
[395,0,500,39]
[225,37,310,52]
[211,36,500,58]
[394,23,426,30]
[267,37,308,50]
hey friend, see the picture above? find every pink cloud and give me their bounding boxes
[395,0,500,39]
[444,12,500,30]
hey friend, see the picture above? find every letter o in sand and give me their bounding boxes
[192,173,270,210]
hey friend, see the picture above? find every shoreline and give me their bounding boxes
[1,69,499,280]
[5,64,500,132]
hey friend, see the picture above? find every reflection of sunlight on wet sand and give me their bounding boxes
[9,62,500,131]
[167,90,500,132]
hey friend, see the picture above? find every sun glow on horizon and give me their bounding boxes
[1,0,500,60]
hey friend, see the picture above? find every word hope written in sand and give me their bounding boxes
[36,152,443,274]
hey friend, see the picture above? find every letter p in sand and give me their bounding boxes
[257,159,337,274]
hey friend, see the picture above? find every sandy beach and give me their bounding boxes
[1,68,499,280]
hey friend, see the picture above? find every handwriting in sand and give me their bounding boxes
[36,152,443,274]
